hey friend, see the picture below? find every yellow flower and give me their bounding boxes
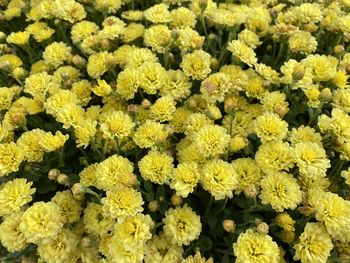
[83,202,114,235]
[70,20,99,44]
[96,154,135,190]
[170,7,196,28]
[116,67,140,100]
[276,213,295,232]
[301,54,337,82]
[144,24,172,53]
[108,238,144,263]
[193,124,230,158]
[162,204,201,246]
[139,62,167,94]
[145,232,183,263]
[294,142,331,179]
[200,159,238,200]
[255,141,294,174]
[125,47,158,68]
[39,131,69,152]
[293,223,333,263]
[0,178,35,216]
[161,70,192,101]
[74,118,97,148]
[144,3,171,23]
[0,86,20,111]
[37,228,79,263]
[150,96,176,122]
[52,190,82,224]
[182,251,213,263]
[7,31,30,45]
[170,162,200,198]
[200,72,231,103]
[308,188,350,241]
[0,142,24,177]
[43,42,72,68]
[288,30,317,54]
[87,51,113,79]
[26,21,54,42]
[341,168,350,186]
[253,113,289,143]
[19,201,63,244]
[0,212,27,252]
[133,120,169,149]
[102,185,144,219]
[181,50,211,80]
[24,72,52,99]
[17,129,46,162]
[112,214,154,251]
[233,229,280,263]
[98,16,125,40]
[100,111,135,139]
[288,125,323,146]
[139,151,174,185]
[227,40,257,67]
[121,23,145,43]
[232,158,262,194]
[260,172,302,212]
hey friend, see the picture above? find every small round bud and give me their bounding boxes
[187,98,198,110]
[256,222,269,234]
[171,30,180,40]
[199,0,208,11]
[159,196,165,202]
[141,99,151,109]
[171,195,183,206]
[334,45,344,55]
[72,55,86,68]
[12,67,26,79]
[208,33,216,41]
[48,169,60,180]
[57,173,69,185]
[148,200,159,212]
[230,135,247,152]
[276,212,295,232]
[81,236,93,247]
[320,87,332,102]
[21,257,35,263]
[292,65,305,81]
[210,58,219,71]
[273,105,289,118]
[223,219,236,233]
[71,183,85,196]
[266,45,272,52]
[0,32,6,42]
[128,104,138,114]
[206,105,222,120]
[224,97,239,113]
[127,173,137,186]
[280,230,295,244]
[243,184,258,198]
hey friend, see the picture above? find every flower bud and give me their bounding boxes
[48,169,61,180]
[171,194,183,206]
[273,105,289,118]
[199,0,208,12]
[243,184,258,198]
[230,135,247,152]
[280,230,295,244]
[148,200,159,212]
[12,67,27,79]
[210,57,219,71]
[171,30,180,40]
[256,222,269,234]
[320,87,332,102]
[334,45,344,55]
[0,32,6,42]
[57,173,69,185]
[141,99,151,109]
[71,183,85,196]
[223,219,236,233]
[224,97,239,113]
[72,55,86,68]
[292,65,305,81]
[206,105,222,120]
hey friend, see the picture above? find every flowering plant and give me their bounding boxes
[1,0,350,262]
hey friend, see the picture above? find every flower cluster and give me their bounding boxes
[1,0,350,262]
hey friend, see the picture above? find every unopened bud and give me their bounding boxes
[207,105,222,120]
[254,218,263,225]
[21,257,35,263]
[171,30,180,40]
[256,222,269,234]
[57,173,69,185]
[72,55,86,68]
[230,135,247,152]
[223,219,236,233]
[199,0,208,12]
[334,45,344,55]
[210,58,219,71]
[0,32,6,42]
[141,99,151,109]
[244,184,258,198]
[48,169,60,180]
[208,33,216,41]
[71,183,85,196]
[280,230,295,244]
[292,65,305,81]
[320,88,332,102]
[12,67,26,79]
[224,97,239,113]
[128,104,138,114]
[171,195,183,206]
[148,200,159,212]
[273,105,289,118]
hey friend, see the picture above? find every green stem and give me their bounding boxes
[204,196,214,218]
[200,13,208,37]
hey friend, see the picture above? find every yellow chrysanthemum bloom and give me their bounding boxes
[87,51,113,79]
[0,211,27,252]
[200,72,231,103]
[144,24,172,53]
[19,201,63,244]
[276,213,295,232]
[184,112,213,137]
[193,124,230,158]
[125,47,159,68]
[55,103,85,129]
[233,229,280,263]
[0,178,35,216]
[308,188,350,242]
[133,120,169,149]
[102,185,144,219]
[180,50,211,80]
[37,228,79,263]
[260,172,302,212]
[288,30,317,55]
[145,232,183,263]
[255,141,294,174]
[293,223,333,263]
[121,23,145,43]
[17,129,46,162]
[170,7,196,28]
[182,251,213,263]
[112,213,154,251]
[52,190,82,224]
[95,154,135,190]
[231,158,262,194]
[70,20,99,44]
[43,42,72,68]
[139,151,174,185]
[288,125,323,146]
[83,202,114,235]
[294,142,331,179]
[100,111,135,140]
[39,131,69,152]
[341,168,350,186]
[26,21,54,42]
[253,113,289,143]
[139,62,167,94]
[144,3,171,23]
[200,159,238,200]
[0,142,24,177]
[163,204,201,246]
[116,67,140,100]
[227,40,257,67]
[7,31,30,45]
[170,162,200,198]
[150,96,176,122]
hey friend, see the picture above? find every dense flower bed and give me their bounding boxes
[1,0,350,262]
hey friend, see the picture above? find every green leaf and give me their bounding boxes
[197,236,213,251]
[144,181,153,193]
[206,212,217,229]
[221,254,230,263]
